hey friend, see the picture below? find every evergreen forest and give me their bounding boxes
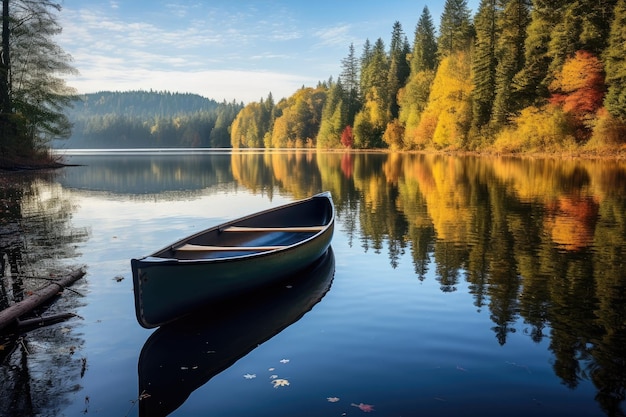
[60,91,243,148]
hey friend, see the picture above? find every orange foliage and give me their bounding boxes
[382,120,405,150]
[549,51,605,138]
[545,196,599,251]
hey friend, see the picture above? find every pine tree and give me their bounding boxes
[340,43,360,125]
[359,39,373,96]
[604,0,626,120]
[387,21,410,119]
[492,0,531,127]
[437,0,474,58]
[511,0,563,106]
[317,79,346,148]
[410,6,438,73]
[471,0,500,131]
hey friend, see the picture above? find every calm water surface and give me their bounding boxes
[1,150,625,417]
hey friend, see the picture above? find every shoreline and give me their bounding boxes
[2,146,625,172]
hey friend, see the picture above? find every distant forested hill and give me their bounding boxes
[57,91,243,148]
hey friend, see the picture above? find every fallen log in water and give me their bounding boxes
[0,267,86,332]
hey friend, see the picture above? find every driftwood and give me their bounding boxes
[0,267,86,332]
[16,313,78,331]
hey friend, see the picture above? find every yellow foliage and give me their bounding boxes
[364,88,387,130]
[382,120,405,150]
[415,54,472,149]
[493,105,577,152]
[587,108,626,150]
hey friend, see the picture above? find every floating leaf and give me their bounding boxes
[271,378,290,388]
[243,373,256,379]
[351,403,375,412]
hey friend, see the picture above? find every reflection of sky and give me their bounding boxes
[68,190,294,258]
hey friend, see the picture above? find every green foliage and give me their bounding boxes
[437,0,474,58]
[269,87,326,148]
[1,0,77,163]
[410,7,438,73]
[317,80,346,148]
[511,1,560,106]
[471,0,499,130]
[340,43,361,124]
[604,0,626,121]
[62,91,241,148]
[491,0,531,128]
[387,21,411,120]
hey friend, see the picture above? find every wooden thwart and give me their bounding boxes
[222,226,324,233]
[176,244,287,252]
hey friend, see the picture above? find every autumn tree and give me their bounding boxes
[230,94,273,148]
[398,70,435,149]
[416,53,473,149]
[269,87,326,148]
[382,118,405,150]
[340,125,354,148]
[549,50,606,140]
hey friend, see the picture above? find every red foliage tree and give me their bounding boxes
[341,125,354,148]
[549,50,606,139]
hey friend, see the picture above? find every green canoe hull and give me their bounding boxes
[131,192,334,328]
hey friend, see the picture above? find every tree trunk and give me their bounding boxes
[0,0,11,114]
[0,268,86,331]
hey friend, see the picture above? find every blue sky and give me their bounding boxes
[58,0,479,103]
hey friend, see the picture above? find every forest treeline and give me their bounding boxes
[61,91,243,148]
[62,0,626,154]
[231,0,626,154]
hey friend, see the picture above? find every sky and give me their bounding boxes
[57,0,480,104]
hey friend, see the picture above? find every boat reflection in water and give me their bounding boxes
[137,248,335,416]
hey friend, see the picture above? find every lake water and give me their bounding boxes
[1,150,625,417]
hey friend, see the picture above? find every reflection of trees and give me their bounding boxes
[312,152,626,414]
[59,153,235,195]
[0,172,88,417]
[27,150,625,414]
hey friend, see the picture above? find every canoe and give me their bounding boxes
[137,248,335,416]
[131,191,334,328]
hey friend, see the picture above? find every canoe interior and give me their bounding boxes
[153,195,333,260]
